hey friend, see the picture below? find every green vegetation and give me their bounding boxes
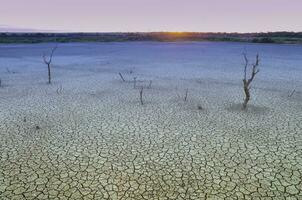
[0,32,302,44]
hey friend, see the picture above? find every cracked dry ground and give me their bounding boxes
[0,78,302,200]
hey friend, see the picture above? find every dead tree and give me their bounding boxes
[242,53,260,110]
[43,45,58,84]
[139,87,144,105]
[133,77,137,89]
[118,72,125,82]
[184,88,188,102]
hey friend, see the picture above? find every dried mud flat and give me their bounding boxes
[0,42,302,199]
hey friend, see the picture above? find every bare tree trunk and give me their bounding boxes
[133,77,137,89]
[184,88,188,102]
[242,81,250,110]
[242,53,260,110]
[48,64,51,84]
[139,87,144,105]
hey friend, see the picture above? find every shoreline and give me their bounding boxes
[1,32,302,44]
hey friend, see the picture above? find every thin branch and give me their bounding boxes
[184,88,188,102]
[43,45,58,64]
[288,89,296,98]
[119,72,125,82]
[133,77,137,89]
[247,54,260,85]
[49,45,58,64]
[139,87,144,105]
[43,53,49,64]
[243,53,248,81]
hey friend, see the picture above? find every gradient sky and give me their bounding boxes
[1,0,302,32]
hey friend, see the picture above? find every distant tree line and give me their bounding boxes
[0,32,302,44]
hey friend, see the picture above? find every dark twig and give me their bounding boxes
[288,89,296,98]
[184,88,188,102]
[118,72,125,82]
[133,77,137,89]
[139,87,144,105]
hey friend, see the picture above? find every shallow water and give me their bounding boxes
[0,42,302,199]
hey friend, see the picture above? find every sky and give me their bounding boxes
[0,0,301,33]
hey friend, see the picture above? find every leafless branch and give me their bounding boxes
[184,88,188,102]
[43,45,58,65]
[243,53,248,81]
[118,72,126,82]
[139,87,144,105]
[133,77,137,89]
[288,89,296,98]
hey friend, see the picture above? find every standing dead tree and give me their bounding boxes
[184,88,188,102]
[133,77,137,89]
[139,87,144,105]
[242,53,260,110]
[43,45,58,84]
[118,72,126,82]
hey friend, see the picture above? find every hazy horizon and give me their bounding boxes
[1,0,302,33]
[0,25,301,34]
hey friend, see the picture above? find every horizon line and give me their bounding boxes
[1,31,302,34]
